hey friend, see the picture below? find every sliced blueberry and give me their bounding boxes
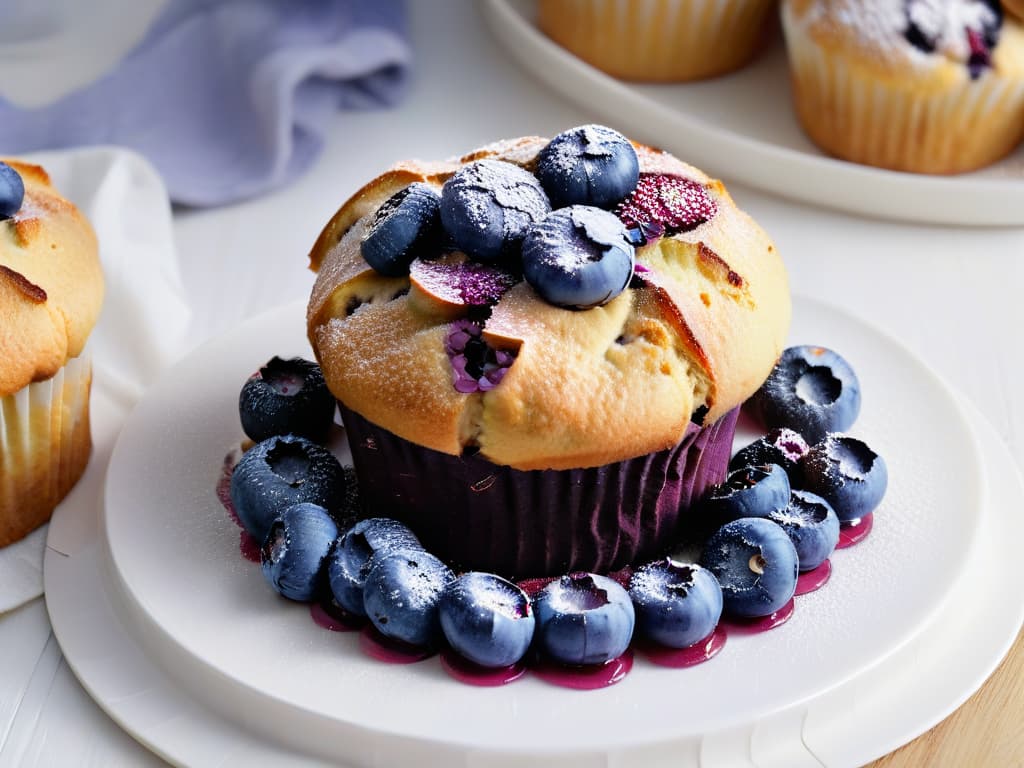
[748,346,861,444]
[439,572,535,668]
[261,503,338,602]
[326,517,423,617]
[229,434,346,543]
[801,435,888,523]
[700,518,798,618]
[535,125,639,209]
[362,549,454,647]
[534,573,635,666]
[0,163,25,220]
[439,160,550,263]
[768,490,840,571]
[729,428,809,487]
[521,205,634,309]
[361,182,441,276]
[629,559,723,649]
[698,463,791,525]
[615,174,717,236]
[238,357,335,444]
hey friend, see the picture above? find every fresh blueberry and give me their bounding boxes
[801,435,888,523]
[748,346,861,444]
[629,559,723,649]
[535,125,639,209]
[698,463,791,525]
[768,490,840,571]
[521,205,635,309]
[362,549,454,647]
[700,518,799,618]
[439,572,535,668]
[729,428,810,486]
[439,159,550,263]
[0,162,24,220]
[229,434,346,543]
[361,182,442,276]
[238,357,335,444]
[261,503,338,602]
[326,517,423,617]
[534,573,635,666]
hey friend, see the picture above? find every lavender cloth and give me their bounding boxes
[0,0,409,206]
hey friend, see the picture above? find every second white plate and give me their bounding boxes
[92,296,980,765]
[480,0,1024,226]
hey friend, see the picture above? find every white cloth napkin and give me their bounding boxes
[0,146,190,614]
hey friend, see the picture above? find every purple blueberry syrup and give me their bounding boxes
[440,649,527,687]
[445,319,517,394]
[720,598,795,635]
[532,650,634,690]
[359,624,435,664]
[311,599,365,632]
[837,513,874,549]
[641,626,727,669]
[795,559,832,596]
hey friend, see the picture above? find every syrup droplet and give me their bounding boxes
[721,598,795,635]
[641,626,727,668]
[440,649,527,686]
[837,513,874,549]
[532,650,633,690]
[310,601,364,632]
[358,625,434,664]
[795,559,832,596]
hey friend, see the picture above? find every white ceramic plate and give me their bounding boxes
[84,296,980,765]
[479,0,1024,227]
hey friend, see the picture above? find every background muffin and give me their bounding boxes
[307,128,789,578]
[782,0,1024,174]
[537,0,779,81]
[0,160,104,547]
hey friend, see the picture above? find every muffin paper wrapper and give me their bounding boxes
[539,0,777,81]
[341,403,738,579]
[0,354,93,547]
[782,6,1024,173]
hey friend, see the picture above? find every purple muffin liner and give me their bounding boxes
[339,404,739,579]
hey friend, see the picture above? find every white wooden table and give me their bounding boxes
[2,1,1022,765]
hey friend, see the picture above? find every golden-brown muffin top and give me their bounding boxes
[0,160,104,397]
[307,136,790,471]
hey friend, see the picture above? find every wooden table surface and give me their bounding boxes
[869,629,1024,767]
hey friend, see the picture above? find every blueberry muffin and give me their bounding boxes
[782,0,1024,173]
[537,0,779,82]
[306,127,790,578]
[0,160,104,546]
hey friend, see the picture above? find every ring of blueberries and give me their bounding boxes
[357,124,717,312]
[227,343,887,678]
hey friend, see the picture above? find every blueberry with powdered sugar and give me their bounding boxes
[0,162,24,220]
[801,434,888,523]
[521,205,635,310]
[535,124,639,209]
[360,182,441,276]
[439,160,550,263]
[904,0,1001,77]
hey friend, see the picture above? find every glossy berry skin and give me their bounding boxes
[802,435,888,523]
[439,159,550,263]
[326,518,423,617]
[261,503,338,602]
[0,162,24,220]
[521,205,635,309]
[534,573,635,666]
[229,434,346,543]
[700,518,799,618]
[535,124,639,209]
[361,182,441,276]
[768,490,840,572]
[439,572,535,668]
[699,463,791,525]
[238,357,335,444]
[729,428,809,487]
[629,559,723,649]
[362,549,454,647]
[748,346,861,444]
